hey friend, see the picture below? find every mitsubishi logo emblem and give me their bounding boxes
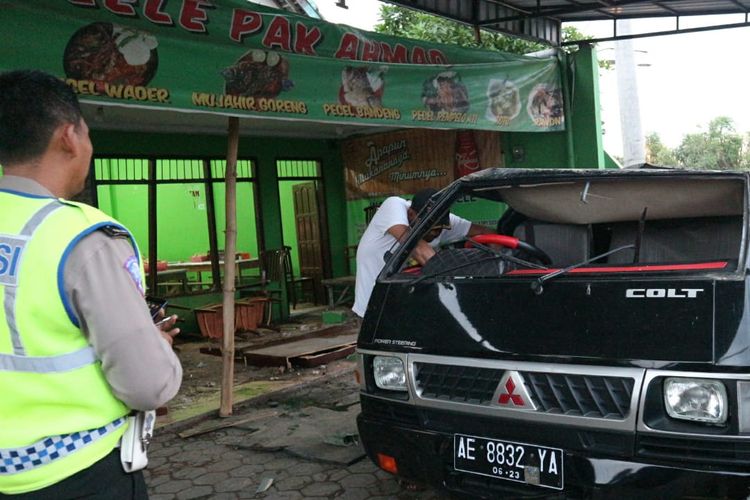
[493,371,537,411]
[498,378,524,406]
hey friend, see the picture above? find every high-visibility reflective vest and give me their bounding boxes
[0,189,141,494]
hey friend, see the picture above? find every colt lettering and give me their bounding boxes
[626,288,704,299]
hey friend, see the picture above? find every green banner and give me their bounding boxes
[1,1,565,132]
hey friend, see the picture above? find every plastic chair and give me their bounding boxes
[237,248,287,327]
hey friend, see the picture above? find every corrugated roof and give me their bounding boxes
[504,0,750,21]
[383,0,750,45]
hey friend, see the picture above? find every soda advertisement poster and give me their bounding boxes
[342,129,502,200]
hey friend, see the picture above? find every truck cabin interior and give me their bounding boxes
[400,174,746,277]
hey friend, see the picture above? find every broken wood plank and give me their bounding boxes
[241,352,293,368]
[239,334,357,368]
[246,324,357,350]
[243,334,357,358]
[178,408,280,439]
[199,324,357,359]
[293,344,355,368]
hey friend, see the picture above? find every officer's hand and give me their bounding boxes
[155,313,180,346]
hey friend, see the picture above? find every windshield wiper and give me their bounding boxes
[530,244,635,295]
[408,240,547,287]
[634,207,648,264]
[468,239,549,270]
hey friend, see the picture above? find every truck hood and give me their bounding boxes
[359,277,728,366]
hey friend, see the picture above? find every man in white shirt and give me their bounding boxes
[352,188,492,318]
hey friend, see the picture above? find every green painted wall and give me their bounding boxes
[156,183,210,262]
[502,131,570,169]
[96,177,259,289]
[569,45,605,169]
[97,184,149,253]
[213,182,259,260]
[604,151,622,169]
[89,131,348,284]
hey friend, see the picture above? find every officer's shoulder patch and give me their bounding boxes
[100,225,130,239]
[123,255,144,296]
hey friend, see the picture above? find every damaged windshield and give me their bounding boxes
[387,170,746,280]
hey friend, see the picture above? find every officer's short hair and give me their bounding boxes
[0,70,83,167]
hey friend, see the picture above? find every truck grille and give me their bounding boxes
[414,363,503,405]
[414,362,634,419]
[525,372,634,419]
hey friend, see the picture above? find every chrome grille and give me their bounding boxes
[414,362,634,419]
[525,372,633,419]
[414,363,503,405]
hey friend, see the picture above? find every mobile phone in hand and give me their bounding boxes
[154,316,172,328]
[145,296,168,319]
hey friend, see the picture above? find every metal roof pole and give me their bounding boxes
[615,20,645,167]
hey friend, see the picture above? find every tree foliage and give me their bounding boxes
[674,117,746,170]
[645,132,677,166]
[375,5,595,56]
[646,117,749,170]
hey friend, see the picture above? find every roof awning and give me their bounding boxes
[382,0,750,46]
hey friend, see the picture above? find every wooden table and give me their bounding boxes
[168,258,260,286]
[155,268,189,295]
[321,276,356,309]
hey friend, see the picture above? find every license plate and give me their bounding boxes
[454,434,563,490]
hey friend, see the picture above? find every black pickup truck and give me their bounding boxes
[356,168,750,499]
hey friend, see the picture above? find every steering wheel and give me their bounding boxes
[465,234,552,267]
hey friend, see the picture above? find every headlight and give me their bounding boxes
[664,377,727,424]
[373,356,407,391]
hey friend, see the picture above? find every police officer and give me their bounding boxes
[0,70,182,498]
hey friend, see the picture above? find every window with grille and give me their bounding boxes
[276,159,320,179]
[94,158,149,182]
[93,157,259,295]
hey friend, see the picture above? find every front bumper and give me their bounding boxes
[358,395,750,499]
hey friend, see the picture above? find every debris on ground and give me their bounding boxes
[255,476,274,494]
[163,309,359,419]
[235,405,365,465]
[177,408,281,439]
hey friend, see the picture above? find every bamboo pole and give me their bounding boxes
[473,25,482,45]
[220,116,239,417]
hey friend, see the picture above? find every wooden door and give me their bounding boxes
[293,182,323,302]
